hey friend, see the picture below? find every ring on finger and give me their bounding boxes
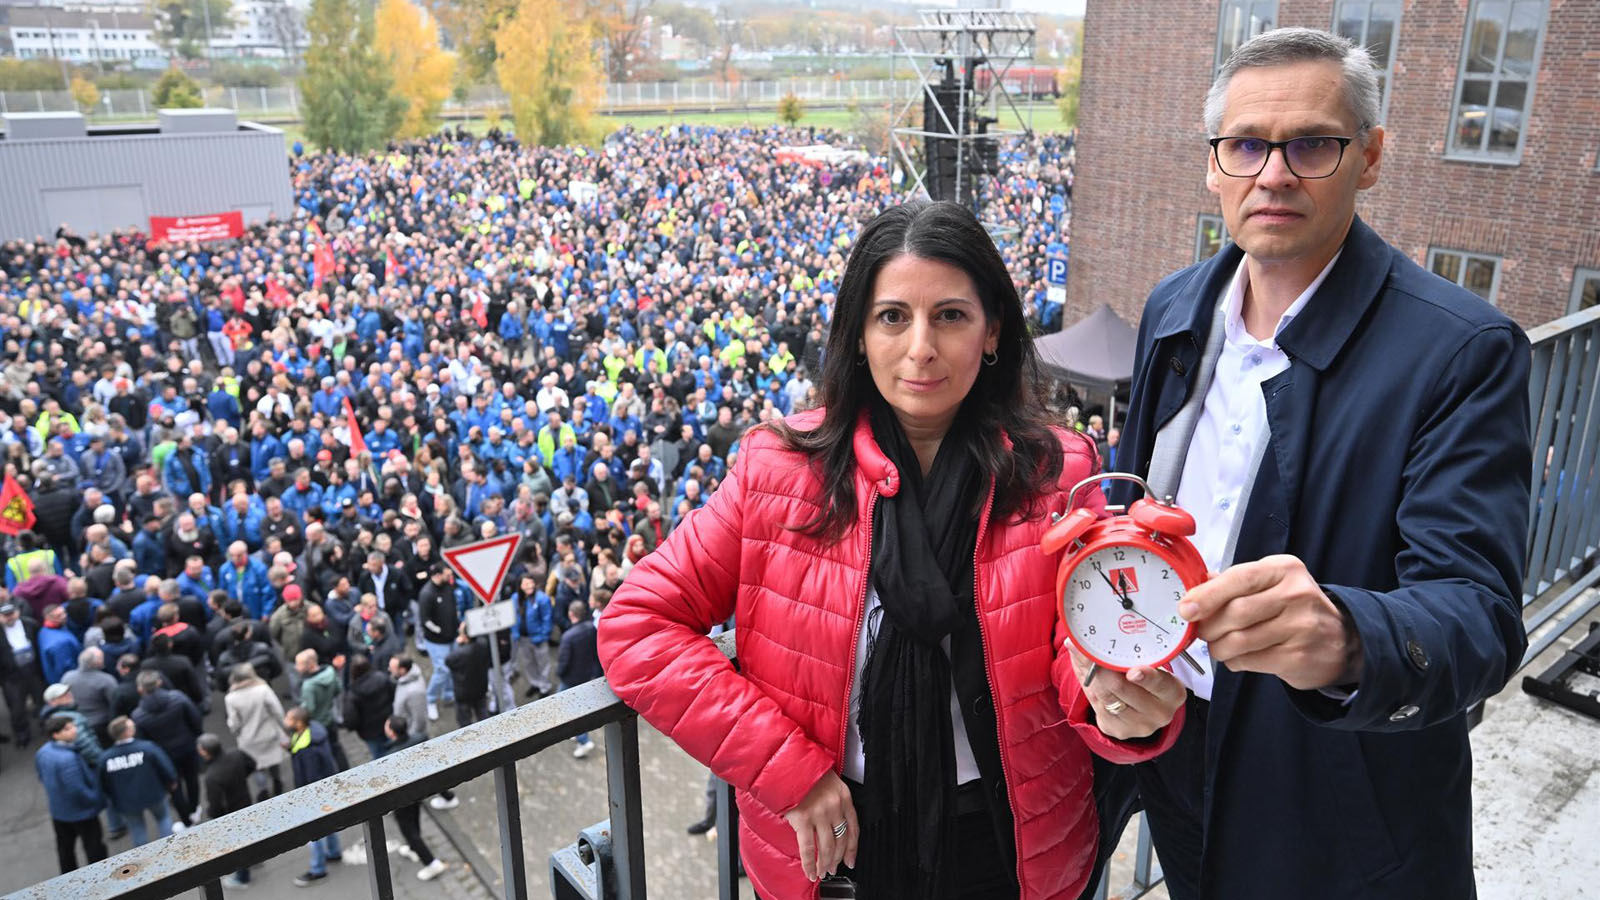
[832,821,848,839]
[1104,698,1127,715]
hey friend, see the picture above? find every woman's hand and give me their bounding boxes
[1067,647,1186,741]
[783,770,859,882]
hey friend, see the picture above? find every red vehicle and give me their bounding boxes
[974,65,1061,99]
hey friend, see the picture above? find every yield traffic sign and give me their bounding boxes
[442,533,522,604]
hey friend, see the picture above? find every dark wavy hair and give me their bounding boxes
[773,200,1064,540]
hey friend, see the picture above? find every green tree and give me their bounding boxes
[0,59,67,92]
[655,1,717,49]
[494,0,602,146]
[1056,55,1081,131]
[778,92,804,126]
[208,62,285,88]
[299,0,403,152]
[431,0,517,83]
[153,67,205,108]
[152,0,234,59]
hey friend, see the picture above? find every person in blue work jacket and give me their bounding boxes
[36,715,107,873]
[98,716,177,846]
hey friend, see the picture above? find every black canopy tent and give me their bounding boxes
[1032,303,1138,424]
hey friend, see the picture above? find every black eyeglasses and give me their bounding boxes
[1208,135,1354,179]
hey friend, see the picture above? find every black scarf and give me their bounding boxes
[855,400,986,899]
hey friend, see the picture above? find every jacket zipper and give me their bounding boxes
[970,483,1028,893]
[837,488,878,777]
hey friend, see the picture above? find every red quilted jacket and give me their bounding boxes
[599,409,1183,899]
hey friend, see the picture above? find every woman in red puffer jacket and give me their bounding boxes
[599,202,1185,900]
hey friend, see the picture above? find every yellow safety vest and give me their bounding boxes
[6,549,57,585]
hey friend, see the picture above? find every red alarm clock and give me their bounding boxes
[1041,473,1208,681]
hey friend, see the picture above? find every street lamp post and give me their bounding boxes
[89,18,105,74]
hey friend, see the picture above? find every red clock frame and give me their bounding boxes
[1043,495,1209,673]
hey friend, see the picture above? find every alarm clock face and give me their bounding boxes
[1062,542,1190,669]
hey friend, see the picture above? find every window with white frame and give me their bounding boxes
[1333,0,1402,123]
[1196,214,1229,263]
[1571,268,1600,315]
[1448,0,1546,161]
[1216,0,1277,70]
[1428,248,1502,305]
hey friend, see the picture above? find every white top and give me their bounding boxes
[1173,252,1339,699]
[4,619,30,653]
[842,585,982,785]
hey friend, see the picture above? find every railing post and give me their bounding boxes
[496,762,530,900]
[1133,814,1158,887]
[197,879,223,900]
[364,816,395,900]
[715,776,740,900]
[604,716,646,900]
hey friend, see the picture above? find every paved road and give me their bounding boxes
[0,676,490,900]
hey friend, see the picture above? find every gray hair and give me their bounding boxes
[1204,27,1380,137]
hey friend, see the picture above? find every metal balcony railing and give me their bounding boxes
[7,309,1597,900]
[2,632,742,900]
[1519,303,1600,663]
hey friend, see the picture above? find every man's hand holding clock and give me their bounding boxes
[1179,554,1364,692]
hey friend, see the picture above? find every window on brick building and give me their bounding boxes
[1196,214,1229,263]
[1447,0,1546,162]
[1215,0,1277,70]
[1333,1,1402,122]
[1428,248,1502,305]
[1571,268,1600,315]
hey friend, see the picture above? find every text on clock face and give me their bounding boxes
[1062,545,1188,667]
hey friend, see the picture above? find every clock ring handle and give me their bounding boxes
[1066,472,1176,513]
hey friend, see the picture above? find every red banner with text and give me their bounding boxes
[148,211,245,243]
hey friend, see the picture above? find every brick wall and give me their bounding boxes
[1069,0,1600,329]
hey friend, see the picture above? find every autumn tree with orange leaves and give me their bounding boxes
[375,0,456,138]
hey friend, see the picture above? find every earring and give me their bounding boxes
[983,349,999,367]
[855,354,867,366]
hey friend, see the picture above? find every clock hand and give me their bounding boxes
[1100,570,1171,635]
[1097,569,1132,608]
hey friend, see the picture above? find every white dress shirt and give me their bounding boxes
[1173,252,1340,700]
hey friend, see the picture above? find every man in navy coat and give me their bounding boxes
[1100,28,1530,900]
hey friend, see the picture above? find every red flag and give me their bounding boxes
[313,242,336,288]
[0,472,36,536]
[385,246,403,281]
[343,397,367,458]
[308,220,335,288]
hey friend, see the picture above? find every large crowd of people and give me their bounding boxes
[0,122,1077,886]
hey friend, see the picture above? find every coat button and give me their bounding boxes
[1406,640,1429,671]
[1388,704,1419,722]
[972,695,989,717]
[1169,357,1187,375]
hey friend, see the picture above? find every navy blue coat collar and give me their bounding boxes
[1152,215,1392,372]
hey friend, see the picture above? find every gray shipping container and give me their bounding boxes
[0,114,293,242]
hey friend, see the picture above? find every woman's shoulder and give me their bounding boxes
[726,410,827,495]
[1046,425,1102,489]
[735,409,823,460]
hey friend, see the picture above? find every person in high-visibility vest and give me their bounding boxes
[5,534,60,589]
